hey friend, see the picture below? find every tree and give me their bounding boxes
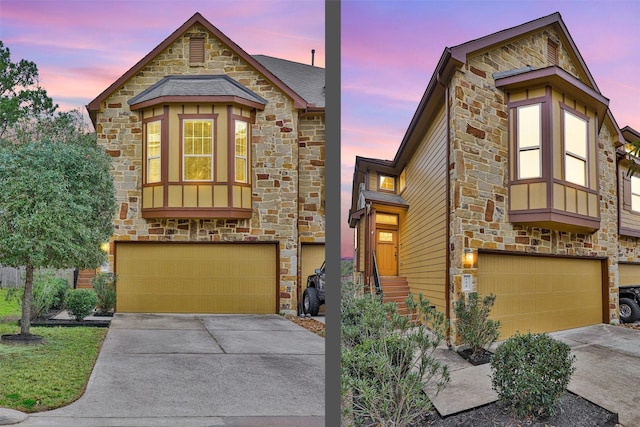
[0,41,57,139]
[627,141,640,177]
[0,113,116,337]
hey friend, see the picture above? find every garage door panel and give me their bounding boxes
[479,254,602,339]
[620,264,640,286]
[116,243,276,314]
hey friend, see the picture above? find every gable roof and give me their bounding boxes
[393,12,620,171]
[127,75,268,110]
[87,12,312,124]
[253,55,325,108]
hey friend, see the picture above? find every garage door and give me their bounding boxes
[478,254,603,339]
[301,244,325,283]
[115,243,277,314]
[619,263,640,286]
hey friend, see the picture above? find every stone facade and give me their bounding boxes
[447,28,621,325]
[92,20,324,312]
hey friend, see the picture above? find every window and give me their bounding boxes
[235,120,248,183]
[146,120,161,183]
[399,168,406,192]
[564,110,588,187]
[517,103,542,179]
[376,213,398,225]
[632,176,640,212]
[379,175,395,191]
[183,119,213,181]
[378,231,394,242]
[189,37,204,64]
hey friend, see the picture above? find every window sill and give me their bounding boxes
[509,209,600,234]
[141,207,252,219]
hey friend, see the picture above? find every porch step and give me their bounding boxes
[76,269,97,289]
[379,276,412,318]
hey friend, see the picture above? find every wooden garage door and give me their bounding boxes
[115,243,277,314]
[478,254,603,339]
[619,263,640,286]
[301,244,325,283]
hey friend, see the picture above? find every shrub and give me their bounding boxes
[6,272,67,319]
[454,292,501,361]
[491,332,576,417]
[50,278,70,309]
[65,289,98,321]
[341,281,450,427]
[91,272,116,314]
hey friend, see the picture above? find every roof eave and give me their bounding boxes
[129,95,266,111]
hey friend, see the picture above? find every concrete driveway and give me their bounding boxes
[13,313,325,427]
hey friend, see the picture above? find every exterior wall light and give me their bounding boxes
[463,248,477,268]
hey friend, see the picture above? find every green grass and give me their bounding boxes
[0,289,21,320]
[0,322,107,412]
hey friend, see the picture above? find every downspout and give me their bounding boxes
[296,109,302,314]
[436,71,452,341]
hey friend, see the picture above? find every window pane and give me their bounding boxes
[146,121,161,183]
[379,175,394,191]
[517,104,541,149]
[632,176,640,196]
[518,149,540,179]
[378,231,394,242]
[235,121,248,183]
[148,158,161,183]
[183,119,213,181]
[565,155,586,186]
[564,111,587,159]
[633,194,640,212]
[235,158,246,182]
[184,157,212,181]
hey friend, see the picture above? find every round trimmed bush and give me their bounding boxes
[490,332,576,417]
[65,289,98,321]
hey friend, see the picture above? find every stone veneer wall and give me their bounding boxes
[94,24,317,312]
[298,113,326,243]
[447,28,620,329]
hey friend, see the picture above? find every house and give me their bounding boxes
[348,12,640,340]
[85,12,325,314]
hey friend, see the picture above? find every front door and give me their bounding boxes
[376,229,398,276]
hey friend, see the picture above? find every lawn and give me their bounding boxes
[0,288,20,319]
[0,288,107,413]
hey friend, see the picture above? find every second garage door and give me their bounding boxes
[115,243,277,314]
[478,254,603,339]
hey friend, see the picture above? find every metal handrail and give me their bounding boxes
[372,251,383,297]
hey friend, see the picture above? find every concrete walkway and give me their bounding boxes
[5,313,325,426]
[425,324,640,427]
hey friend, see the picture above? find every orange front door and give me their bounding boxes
[376,229,398,276]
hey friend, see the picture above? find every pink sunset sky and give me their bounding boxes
[341,1,640,258]
[0,0,325,114]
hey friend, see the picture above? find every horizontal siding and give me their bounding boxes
[399,106,448,312]
[619,165,640,233]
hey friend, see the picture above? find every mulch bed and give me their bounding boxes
[418,391,618,426]
[18,309,112,328]
[456,348,492,365]
[284,314,325,337]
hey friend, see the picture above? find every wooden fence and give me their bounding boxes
[0,266,74,288]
